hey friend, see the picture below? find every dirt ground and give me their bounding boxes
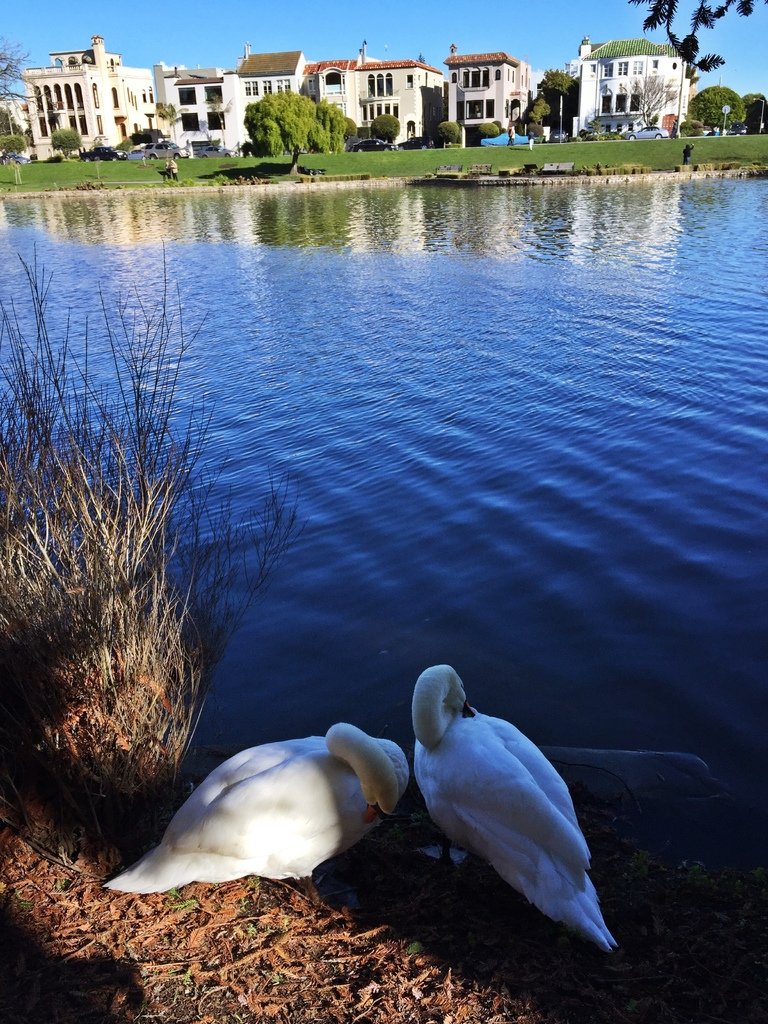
[1,788,766,1024]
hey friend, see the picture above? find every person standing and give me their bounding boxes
[527,126,535,150]
[683,143,694,166]
[166,157,178,181]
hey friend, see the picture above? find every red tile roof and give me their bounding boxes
[304,60,358,73]
[444,52,521,66]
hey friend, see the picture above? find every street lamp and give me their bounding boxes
[760,97,766,133]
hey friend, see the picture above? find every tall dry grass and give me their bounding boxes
[0,259,296,866]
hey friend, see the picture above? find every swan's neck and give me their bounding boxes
[412,665,466,750]
[325,723,399,813]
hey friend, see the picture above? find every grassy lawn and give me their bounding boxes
[2,135,768,193]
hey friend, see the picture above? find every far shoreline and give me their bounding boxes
[2,165,767,203]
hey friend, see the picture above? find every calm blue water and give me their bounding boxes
[1,179,766,866]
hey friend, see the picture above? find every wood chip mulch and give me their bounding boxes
[1,791,766,1024]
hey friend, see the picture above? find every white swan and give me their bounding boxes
[412,665,617,950]
[105,723,409,894]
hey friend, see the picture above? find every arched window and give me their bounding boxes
[54,84,63,105]
[112,87,119,108]
[407,120,416,136]
[74,83,84,108]
[68,56,78,66]
[368,74,375,97]
[54,58,63,69]
[482,69,490,88]
[385,73,393,96]
[43,85,52,110]
[92,83,100,109]
[495,69,501,81]
[65,84,74,109]
[325,70,342,94]
[376,74,384,96]
[451,72,457,83]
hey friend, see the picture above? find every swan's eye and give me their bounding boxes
[461,701,475,718]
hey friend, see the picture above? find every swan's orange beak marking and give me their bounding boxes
[364,804,379,823]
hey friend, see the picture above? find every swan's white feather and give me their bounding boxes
[106,728,408,894]
[413,665,617,951]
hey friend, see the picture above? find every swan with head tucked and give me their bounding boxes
[412,665,617,950]
[105,723,409,894]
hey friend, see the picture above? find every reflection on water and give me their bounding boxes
[1,179,767,868]
[2,180,686,264]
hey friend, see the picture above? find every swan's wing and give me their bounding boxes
[418,721,591,877]
[164,749,369,866]
[478,713,581,830]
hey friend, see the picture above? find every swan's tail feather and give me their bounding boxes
[104,845,202,894]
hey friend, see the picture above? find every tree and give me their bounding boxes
[371,113,400,142]
[629,74,678,125]
[742,92,766,132]
[528,97,551,124]
[437,120,461,146]
[689,85,745,127]
[343,116,357,139]
[314,100,346,152]
[155,103,181,141]
[0,132,26,153]
[51,127,81,157]
[629,0,768,72]
[538,69,579,129]
[0,37,26,103]
[244,92,341,174]
[477,122,502,139]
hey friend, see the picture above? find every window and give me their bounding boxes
[205,85,223,102]
[604,63,614,78]
[615,94,627,113]
[263,81,273,94]
[485,99,495,118]
[467,99,483,119]
[601,94,612,113]
[38,116,48,137]
[244,80,259,97]
[651,59,659,71]
[181,112,200,131]
[451,72,457,83]
[406,74,414,89]
[178,87,196,104]
[462,70,469,88]
[96,115,103,133]
[368,74,375,96]
[385,73,393,96]
[326,71,343,93]
[277,79,291,92]
[393,104,399,119]
[112,87,119,108]
[456,100,464,120]
[75,84,84,108]
[69,115,77,129]
[79,114,87,134]
[470,69,480,88]
[630,93,641,112]
[617,61,629,76]
[92,84,100,109]
[65,84,74,108]
[377,74,384,96]
[482,69,490,88]
[495,69,501,80]
[208,112,223,129]
[633,60,644,75]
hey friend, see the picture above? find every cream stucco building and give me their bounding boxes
[23,35,156,158]
[444,46,532,146]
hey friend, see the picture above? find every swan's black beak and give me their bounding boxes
[462,700,476,718]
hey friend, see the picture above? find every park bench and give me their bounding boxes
[298,166,326,176]
[469,163,493,176]
[436,164,463,173]
[522,163,538,174]
[541,162,575,175]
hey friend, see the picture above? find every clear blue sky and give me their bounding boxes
[5,1,768,96]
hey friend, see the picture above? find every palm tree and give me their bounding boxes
[155,103,181,142]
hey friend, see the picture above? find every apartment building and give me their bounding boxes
[444,46,532,146]
[569,37,690,135]
[23,35,156,158]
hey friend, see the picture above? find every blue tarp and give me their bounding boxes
[481,132,529,147]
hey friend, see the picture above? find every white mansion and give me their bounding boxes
[569,36,691,136]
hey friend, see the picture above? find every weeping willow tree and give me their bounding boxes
[0,259,297,867]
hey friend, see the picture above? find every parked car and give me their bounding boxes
[727,122,748,135]
[141,142,188,159]
[399,136,429,150]
[350,138,398,152]
[626,126,670,140]
[126,147,149,160]
[547,129,570,143]
[80,146,127,161]
[194,145,234,157]
[1,152,31,164]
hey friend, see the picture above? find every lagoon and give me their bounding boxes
[1,178,766,867]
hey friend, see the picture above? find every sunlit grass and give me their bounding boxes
[2,135,767,193]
